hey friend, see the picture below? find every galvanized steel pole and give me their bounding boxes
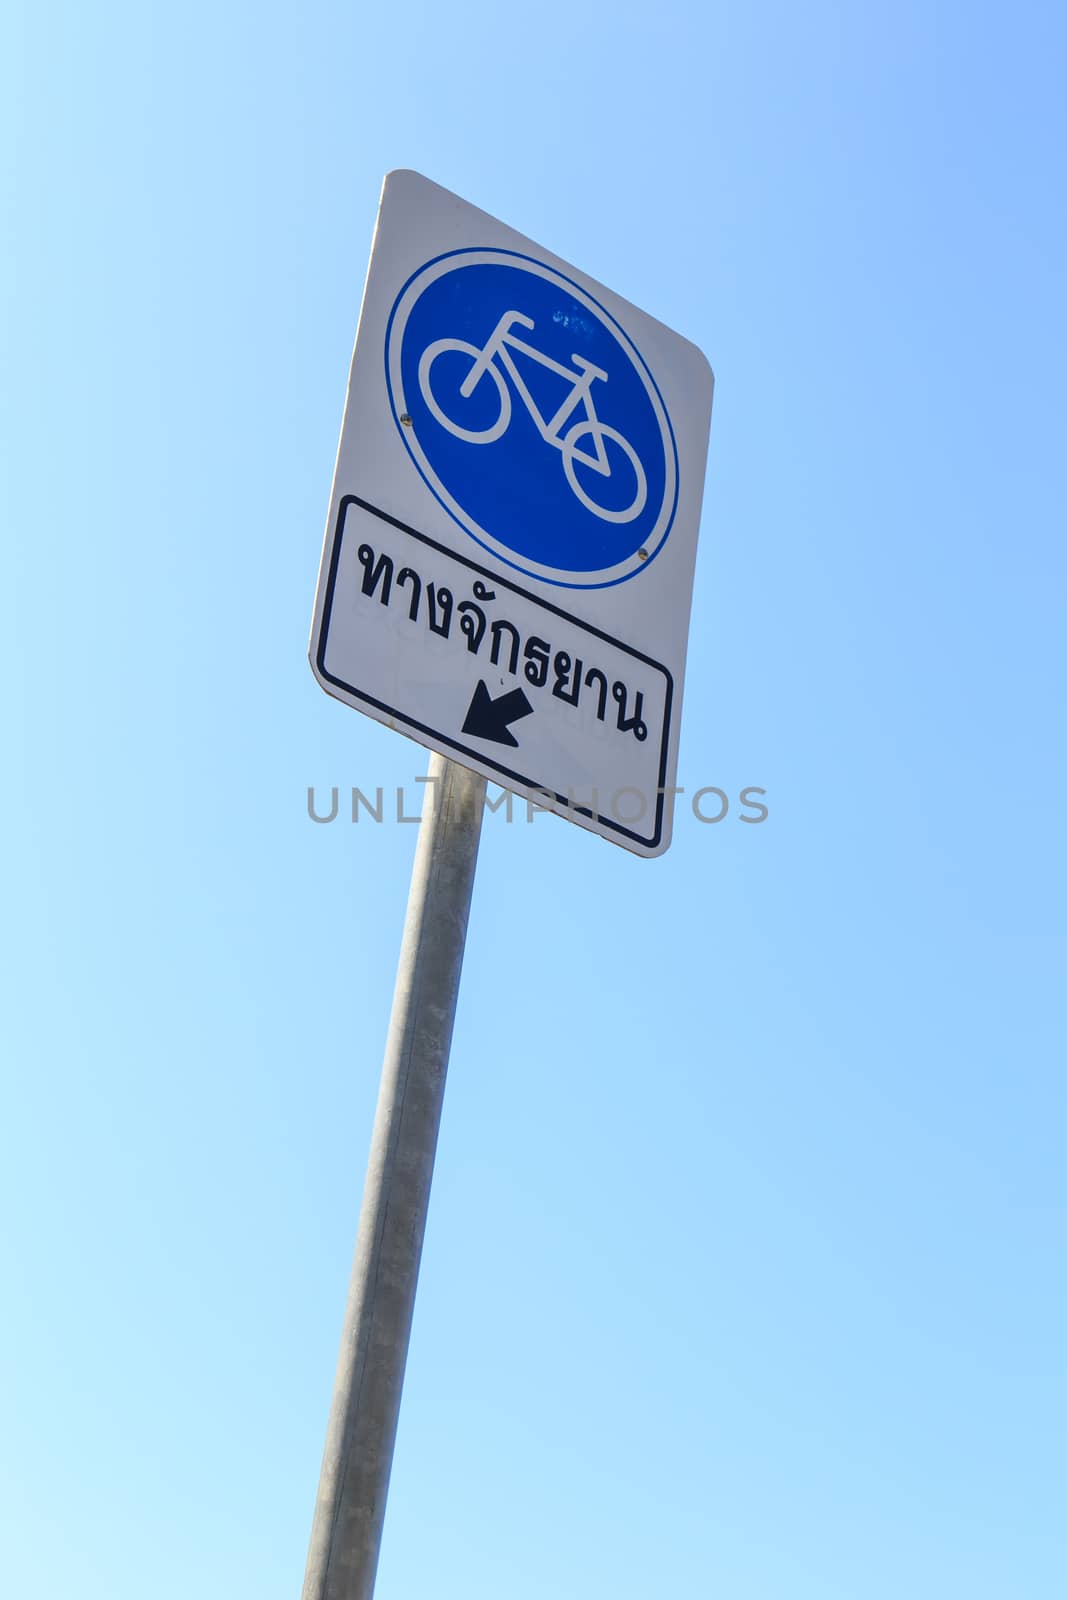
[302,752,486,1600]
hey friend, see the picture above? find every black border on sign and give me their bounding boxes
[315,494,674,849]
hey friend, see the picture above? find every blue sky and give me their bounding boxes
[3,3,1065,1596]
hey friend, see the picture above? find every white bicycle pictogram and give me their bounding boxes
[417,310,648,524]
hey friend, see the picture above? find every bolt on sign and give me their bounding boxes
[310,171,714,856]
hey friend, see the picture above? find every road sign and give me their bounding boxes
[310,170,713,856]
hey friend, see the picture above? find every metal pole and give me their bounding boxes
[302,752,486,1600]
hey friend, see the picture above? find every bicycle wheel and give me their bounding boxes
[561,421,648,523]
[418,339,510,443]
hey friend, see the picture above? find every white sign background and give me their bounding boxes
[310,170,714,856]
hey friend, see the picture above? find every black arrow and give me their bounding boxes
[461,680,534,747]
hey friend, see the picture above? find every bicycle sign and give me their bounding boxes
[311,171,714,856]
[387,251,678,588]
[419,308,648,522]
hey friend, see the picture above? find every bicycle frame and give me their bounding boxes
[462,311,613,475]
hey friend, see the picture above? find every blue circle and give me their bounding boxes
[385,251,677,587]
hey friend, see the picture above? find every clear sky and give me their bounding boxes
[3,3,1065,1597]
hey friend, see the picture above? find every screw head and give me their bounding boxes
[400,413,413,427]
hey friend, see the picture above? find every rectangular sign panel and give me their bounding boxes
[310,170,713,855]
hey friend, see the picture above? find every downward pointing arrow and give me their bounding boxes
[461,680,534,747]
